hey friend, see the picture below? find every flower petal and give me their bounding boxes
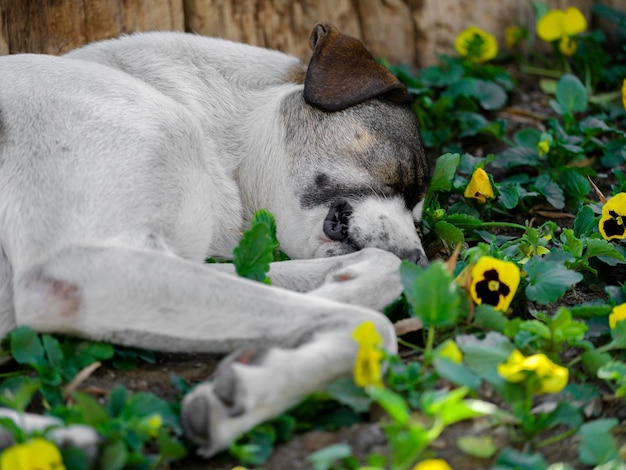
[537,10,565,42]
[497,349,528,382]
[0,438,66,470]
[599,193,626,241]
[352,320,383,348]
[559,36,578,56]
[464,168,495,204]
[455,26,498,63]
[413,459,453,470]
[563,7,587,36]
[352,321,384,387]
[469,257,520,312]
[609,303,626,329]
[436,339,463,364]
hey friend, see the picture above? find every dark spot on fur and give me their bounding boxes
[281,94,429,211]
[315,172,329,187]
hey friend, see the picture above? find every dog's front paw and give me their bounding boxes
[181,349,263,457]
[309,247,404,310]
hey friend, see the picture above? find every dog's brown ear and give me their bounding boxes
[303,23,409,112]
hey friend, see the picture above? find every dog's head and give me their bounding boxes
[249,24,432,265]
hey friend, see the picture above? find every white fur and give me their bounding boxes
[0,31,428,457]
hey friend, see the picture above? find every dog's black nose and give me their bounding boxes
[415,250,429,268]
[324,201,353,242]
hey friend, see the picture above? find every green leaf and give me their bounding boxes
[433,358,481,390]
[123,392,179,430]
[60,447,91,470]
[495,447,548,470]
[367,386,410,425]
[598,360,626,394]
[519,320,551,339]
[445,213,483,228]
[558,168,591,201]
[473,79,508,110]
[157,428,188,462]
[326,377,372,414]
[577,419,619,465]
[42,335,64,371]
[457,435,498,458]
[524,259,583,304]
[514,128,541,148]
[428,153,461,194]
[585,238,626,263]
[107,385,127,418]
[456,112,490,138]
[0,417,25,442]
[457,332,515,377]
[608,319,626,350]
[497,182,521,209]
[0,377,41,412]
[556,74,588,114]
[434,220,465,249]
[229,423,276,465]
[473,305,509,332]
[306,444,353,470]
[495,146,540,169]
[573,205,596,237]
[404,261,461,327]
[9,326,46,368]
[233,222,275,283]
[443,78,507,110]
[533,174,565,209]
[399,261,423,303]
[73,392,109,427]
[98,440,128,470]
[561,229,583,258]
[582,349,612,376]
[419,60,464,87]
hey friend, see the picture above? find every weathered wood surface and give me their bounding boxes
[1,0,616,66]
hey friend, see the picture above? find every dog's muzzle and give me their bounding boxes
[323,200,429,266]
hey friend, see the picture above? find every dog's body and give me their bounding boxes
[0,25,429,457]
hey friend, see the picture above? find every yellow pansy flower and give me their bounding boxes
[505,25,526,49]
[519,235,552,265]
[609,303,626,329]
[536,7,587,56]
[464,168,495,204]
[139,413,163,438]
[413,459,453,470]
[455,26,498,63]
[0,438,66,470]
[352,321,384,387]
[622,78,626,110]
[498,350,569,394]
[469,257,520,312]
[436,339,463,364]
[537,135,552,156]
[598,193,626,241]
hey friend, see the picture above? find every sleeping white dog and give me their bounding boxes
[0,23,430,457]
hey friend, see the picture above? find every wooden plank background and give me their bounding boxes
[0,0,621,66]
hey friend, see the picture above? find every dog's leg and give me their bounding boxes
[13,245,396,456]
[211,247,404,310]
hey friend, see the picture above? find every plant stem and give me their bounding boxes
[479,221,529,232]
[424,325,436,366]
[520,65,563,78]
[397,338,424,351]
[537,427,578,447]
